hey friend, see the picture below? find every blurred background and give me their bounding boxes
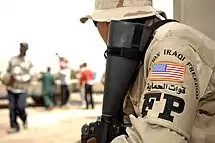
[0,0,173,76]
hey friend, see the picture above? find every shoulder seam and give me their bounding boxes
[187,44,214,71]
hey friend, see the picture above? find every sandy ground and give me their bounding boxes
[0,93,103,143]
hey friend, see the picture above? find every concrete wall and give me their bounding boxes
[173,0,215,41]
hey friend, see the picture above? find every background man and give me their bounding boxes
[77,64,86,108]
[59,58,71,107]
[41,67,55,110]
[5,42,33,133]
[80,63,94,109]
[80,0,215,142]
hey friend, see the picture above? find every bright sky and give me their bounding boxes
[0,0,173,77]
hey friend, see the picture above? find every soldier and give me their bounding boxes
[80,0,215,143]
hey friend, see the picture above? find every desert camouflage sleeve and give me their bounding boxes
[111,38,204,143]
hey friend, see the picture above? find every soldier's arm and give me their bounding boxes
[111,38,208,143]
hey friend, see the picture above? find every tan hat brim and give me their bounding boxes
[80,6,163,24]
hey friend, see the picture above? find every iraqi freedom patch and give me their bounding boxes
[149,62,186,83]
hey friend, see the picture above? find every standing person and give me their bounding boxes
[80,63,94,109]
[5,42,33,133]
[77,64,86,108]
[41,67,55,110]
[59,58,71,107]
[80,0,215,142]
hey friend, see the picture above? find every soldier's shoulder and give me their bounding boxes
[157,21,210,41]
[156,21,215,68]
[155,22,194,37]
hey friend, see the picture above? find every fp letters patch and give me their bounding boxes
[150,62,186,83]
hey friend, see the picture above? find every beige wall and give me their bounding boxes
[173,0,215,41]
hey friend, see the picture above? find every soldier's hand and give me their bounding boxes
[87,137,97,143]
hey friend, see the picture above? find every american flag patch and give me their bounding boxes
[150,63,186,83]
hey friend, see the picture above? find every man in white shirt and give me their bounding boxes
[59,58,71,107]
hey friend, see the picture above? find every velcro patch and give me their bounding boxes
[149,62,186,83]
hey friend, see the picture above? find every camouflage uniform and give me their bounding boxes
[112,20,215,143]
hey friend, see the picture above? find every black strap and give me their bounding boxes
[106,47,142,60]
[131,24,144,49]
[151,19,179,30]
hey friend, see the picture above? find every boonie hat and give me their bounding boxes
[80,0,165,23]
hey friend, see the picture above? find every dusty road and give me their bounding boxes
[0,93,103,143]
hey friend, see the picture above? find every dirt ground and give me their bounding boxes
[0,93,103,143]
